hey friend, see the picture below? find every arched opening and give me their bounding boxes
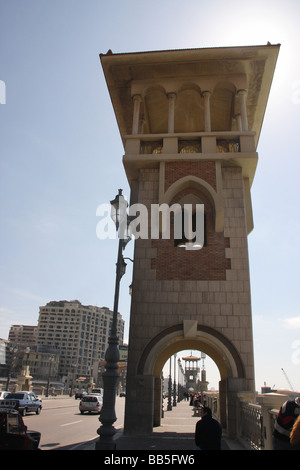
[162,349,220,406]
[175,86,203,133]
[211,81,237,131]
[134,323,246,434]
[143,86,168,134]
[172,192,207,249]
[160,174,224,234]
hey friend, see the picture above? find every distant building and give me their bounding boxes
[0,338,9,376]
[25,344,60,381]
[36,300,124,382]
[8,325,38,345]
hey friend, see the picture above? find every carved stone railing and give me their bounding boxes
[237,393,289,450]
[197,391,289,450]
[125,131,256,156]
[239,402,264,449]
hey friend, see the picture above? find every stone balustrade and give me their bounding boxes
[124,131,256,157]
[204,391,290,450]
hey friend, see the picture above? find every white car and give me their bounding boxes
[0,391,10,400]
[79,394,103,414]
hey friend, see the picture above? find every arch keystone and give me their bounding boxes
[183,320,197,338]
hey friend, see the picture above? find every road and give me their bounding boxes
[23,396,125,450]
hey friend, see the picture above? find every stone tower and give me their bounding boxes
[100,44,280,437]
[182,354,201,393]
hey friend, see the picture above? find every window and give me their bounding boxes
[174,210,206,248]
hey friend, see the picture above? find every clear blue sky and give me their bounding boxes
[1,0,300,392]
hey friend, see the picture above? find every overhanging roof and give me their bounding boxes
[100,44,280,149]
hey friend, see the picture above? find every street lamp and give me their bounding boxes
[96,189,132,450]
[167,357,172,411]
[46,355,55,398]
[5,345,18,391]
[173,353,177,407]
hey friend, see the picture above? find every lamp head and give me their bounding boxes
[110,189,128,231]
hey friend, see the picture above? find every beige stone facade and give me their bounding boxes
[100,44,280,436]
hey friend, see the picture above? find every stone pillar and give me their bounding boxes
[256,393,289,450]
[17,366,33,392]
[202,91,211,132]
[153,377,162,427]
[237,90,248,131]
[235,113,242,131]
[132,95,142,134]
[167,93,176,133]
[225,377,248,438]
[124,374,154,435]
[140,117,146,134]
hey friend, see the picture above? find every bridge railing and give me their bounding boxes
[206,391,290,450]
[238,402,264,449]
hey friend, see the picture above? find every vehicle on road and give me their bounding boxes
[0,407,41,450]
[74,390,87,400]
[0,391,10,399]
[79,394,103,414]
[0,392,42,416]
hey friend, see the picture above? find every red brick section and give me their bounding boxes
[151,182,231,281]
[165,161,217,191]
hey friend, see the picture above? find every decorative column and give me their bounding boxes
[235,113,242,131]
[132,95,142,134]
[167,93,176,133]
[140,117,146,134]
[237,89,248,131]
[202,91,211,132]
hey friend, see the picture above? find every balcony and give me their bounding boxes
[123,131,257,184]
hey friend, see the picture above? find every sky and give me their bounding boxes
[0,0,300,393]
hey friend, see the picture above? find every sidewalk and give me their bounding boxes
[75,399,245,451]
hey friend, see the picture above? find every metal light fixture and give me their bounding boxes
[96,189,132,450]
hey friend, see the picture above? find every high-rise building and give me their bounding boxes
[8,325,38,345]
[37,300,124,380]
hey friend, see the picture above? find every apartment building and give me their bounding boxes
[8,325,38,345]
[37,300,124,381]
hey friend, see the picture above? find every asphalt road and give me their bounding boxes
[22,396,125,450]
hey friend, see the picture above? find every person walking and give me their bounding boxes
[273,396,300,450]
[195,406,222,450]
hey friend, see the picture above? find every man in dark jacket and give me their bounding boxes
[273,397,300,450]
[195,406,222,450]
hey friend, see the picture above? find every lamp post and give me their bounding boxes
[177,358,184,402]
[46,355,55,398]
[96,189,131,450]
[173,353,177,407]
[167,357,172,411]
[5,345,18,391]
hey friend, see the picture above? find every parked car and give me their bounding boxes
[120,391,126,397]
[0,391,10,400]
[0,392,42,416]
[79,394,103,414]
[0,407,41,450]
[75,390,87,400]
